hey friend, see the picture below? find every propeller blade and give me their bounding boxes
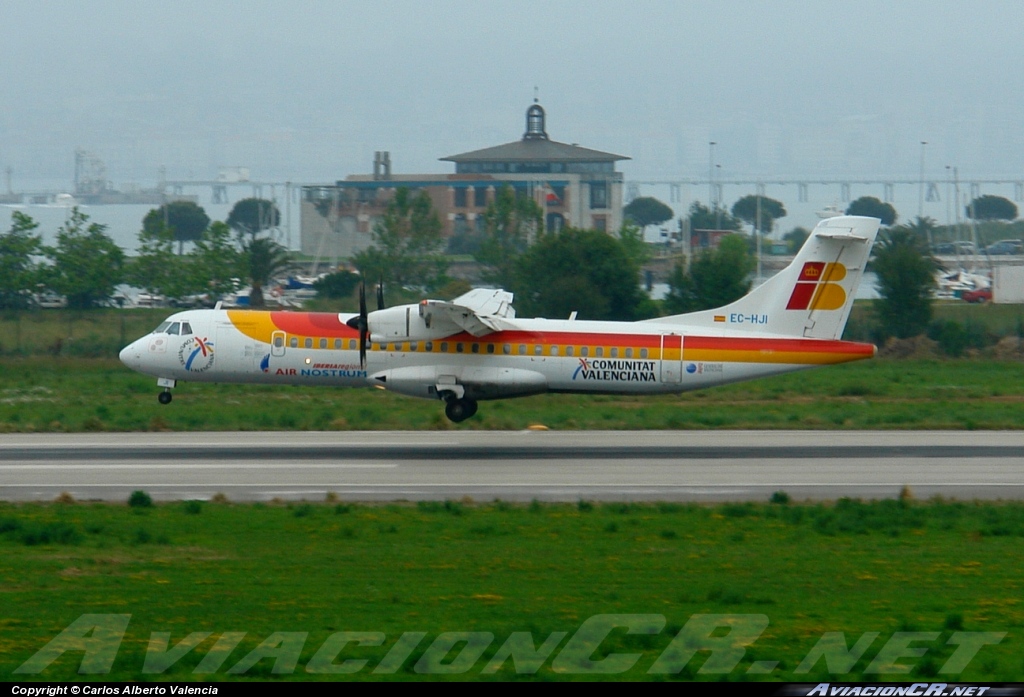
[359,282,368,368]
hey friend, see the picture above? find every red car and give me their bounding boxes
[962,287,992,303]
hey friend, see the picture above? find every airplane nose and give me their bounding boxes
[119,342,140,369]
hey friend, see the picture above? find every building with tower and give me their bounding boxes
[300,102,629,262]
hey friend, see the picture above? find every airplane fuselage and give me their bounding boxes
[120,308,874,401]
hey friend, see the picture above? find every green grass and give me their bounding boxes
[2,356,1024,431]
[1,498,1022,681]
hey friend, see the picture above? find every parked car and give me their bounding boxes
[985,239,1023,255]
[33,291,67,309]
[933,241,977,255]
[962,287,992,303]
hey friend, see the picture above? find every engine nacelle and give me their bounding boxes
[368,303,461,343]
[370,365,548,401]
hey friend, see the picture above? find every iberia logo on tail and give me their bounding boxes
[786,262,847,311]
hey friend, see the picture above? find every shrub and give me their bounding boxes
[128,490,153,508]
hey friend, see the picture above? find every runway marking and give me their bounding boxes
[0,464,399,470]
[3,482,1022,488]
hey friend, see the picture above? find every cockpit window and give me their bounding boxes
[180,322,193,335]
[153,321,171,334]
[166,322,181,336]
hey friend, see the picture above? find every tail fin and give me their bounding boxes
[656,215,880,340]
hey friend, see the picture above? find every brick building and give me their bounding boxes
[300,102,628,261]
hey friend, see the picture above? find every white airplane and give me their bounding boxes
[119,216,880,423]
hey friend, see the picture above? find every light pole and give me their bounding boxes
[714,164,722,231]
[918,140,928,220]
[708,141,716,208]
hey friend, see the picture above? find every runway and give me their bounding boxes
[2,430,1023,503]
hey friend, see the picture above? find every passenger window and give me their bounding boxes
[503,344,511,355]
[471,343,479,354]
[180,322,193,335]
[334,339,342,349]
[426,341,434,352]
[410,342,418,352]
[625,348,633,358]
[166,322,180,336]
[550,345,558,356]
[640,348,648,359]
[273,336,284,348]
[290,337,298,348]
[566,346,574,356]
[595,347,604,357]
[440,342,449,352]
[487,344,495,354]
[456,342,464,353]
[534,344,543,356]
[581,346,589,357]
[319,338,327,349]
[304,338,313,348]
[348,339,356,350]
[610,348,619,358]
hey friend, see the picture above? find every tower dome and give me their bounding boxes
[523,102,548,141]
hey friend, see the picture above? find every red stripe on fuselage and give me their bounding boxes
[269,312,358,337]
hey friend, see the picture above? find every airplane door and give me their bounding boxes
[661,334,682,384]
[271,331,286,357]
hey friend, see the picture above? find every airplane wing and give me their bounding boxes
[418,288,516,337]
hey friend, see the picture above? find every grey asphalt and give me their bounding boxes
[1,430,1022,503]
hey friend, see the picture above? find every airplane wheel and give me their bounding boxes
[445,398,477,423]
[158,391,172,405]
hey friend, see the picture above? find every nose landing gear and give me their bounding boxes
[156,378,176,405]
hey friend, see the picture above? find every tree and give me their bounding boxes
[730,195,787,234]
[313,269,361,299]
[143,201,211,254]
[967,195,1017,221]
[475,184,543,288]
[846,196,897,226]
[190,221,242,300]
[127,223,191,300]
[782,226,810,254]
[513,227,657,321]
[242,236,292,308]
[872,224,937,339]
[686,201,741,232]
[227,198,282,238]
[623,196,674,228]
[0,211,43,309]
[352,187,446,290]
[665,234,754,314]
[45,208,126,309]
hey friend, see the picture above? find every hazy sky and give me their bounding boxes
[3,0,1024,190]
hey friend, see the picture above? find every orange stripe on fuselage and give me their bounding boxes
[224,311,873,365]
[683,336,874,365]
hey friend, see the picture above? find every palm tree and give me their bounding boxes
[243,237,292,308]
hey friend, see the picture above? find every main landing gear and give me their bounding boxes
[443,396,478,423]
